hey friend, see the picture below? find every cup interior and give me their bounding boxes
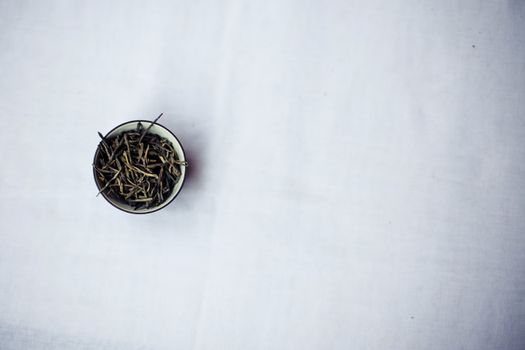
[93,120,186,214]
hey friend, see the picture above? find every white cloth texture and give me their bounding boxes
[0,1,524,349]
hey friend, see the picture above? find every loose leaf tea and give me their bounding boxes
[94,114,187,210]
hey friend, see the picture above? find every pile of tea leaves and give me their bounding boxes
[94,114,187,210]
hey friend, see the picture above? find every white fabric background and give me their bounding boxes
[0,1,524,349]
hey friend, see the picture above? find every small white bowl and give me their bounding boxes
[93,120,187,214]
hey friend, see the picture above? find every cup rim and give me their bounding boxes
[93,119,187,214]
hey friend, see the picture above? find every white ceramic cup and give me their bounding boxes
[93,120,187,214]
